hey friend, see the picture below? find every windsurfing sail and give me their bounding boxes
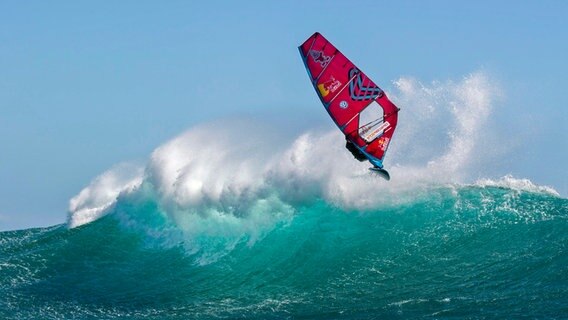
[298,32,399,176]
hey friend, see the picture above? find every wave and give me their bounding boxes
[68,163,144,228]
[3,183,566,319]
[65,71,561,263]
[4,67,567,316]
[474,174,560,196]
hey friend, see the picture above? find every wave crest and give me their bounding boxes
[68,163,143,228]
[475,175,560,196]
[66,71,557,238]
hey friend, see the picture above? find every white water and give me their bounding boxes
[68,71,558,231]
[68,163,143,228]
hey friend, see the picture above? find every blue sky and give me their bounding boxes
[1,1,567,230]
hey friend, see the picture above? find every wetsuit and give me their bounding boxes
[345,140,367,162]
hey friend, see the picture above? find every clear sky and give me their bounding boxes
[1,1,567,231]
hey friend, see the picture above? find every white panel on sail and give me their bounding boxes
[358,101,390,143]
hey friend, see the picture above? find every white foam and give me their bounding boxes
[68,71,556,233]
[146,119,277,209]
[67,163,144,228]
[475,175,560,196]
[389,72,499,180]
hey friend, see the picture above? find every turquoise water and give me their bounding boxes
[6,68,564,319]
[2,184,566,319]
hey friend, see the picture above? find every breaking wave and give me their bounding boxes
[66,72,559,254]
[2,72,566,319]
[69,71,551,222]
[64,71,563,264]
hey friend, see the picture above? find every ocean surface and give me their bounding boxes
[1,182,566,319]
[2,74,566,319]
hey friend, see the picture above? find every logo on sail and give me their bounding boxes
[377,136,390,151]
[349,68,384,101]
[359,121,390,143]
[317,76,342,97]
[309,50,331,67]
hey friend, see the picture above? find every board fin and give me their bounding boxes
[369,167,390,181]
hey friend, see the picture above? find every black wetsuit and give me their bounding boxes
[345,140,367,162]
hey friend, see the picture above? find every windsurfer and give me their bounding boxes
[345,139,367,162]
[299,32,396,179]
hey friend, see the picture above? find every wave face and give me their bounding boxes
[1,186,566,319]
[2,73,567,319]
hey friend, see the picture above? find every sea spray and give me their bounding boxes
[68,72,502,229]
[61,71,515,268]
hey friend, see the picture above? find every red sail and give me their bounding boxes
[299,32,399,166]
